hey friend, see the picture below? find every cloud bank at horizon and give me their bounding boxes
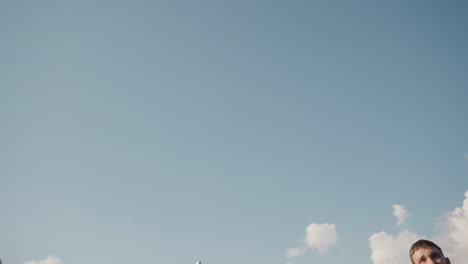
[24,256,62,264]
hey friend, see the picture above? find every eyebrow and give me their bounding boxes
[414,256,425,264]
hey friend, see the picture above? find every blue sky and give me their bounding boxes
[1,1,467,264]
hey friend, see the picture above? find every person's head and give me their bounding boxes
[410,240,451,264]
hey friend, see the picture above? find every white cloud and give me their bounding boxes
[369,230,423,264]
[435,190,468,264]
[393,204,409,228]
[369,190,468,264]
[464,153,468,161]
[304,223,338,254]
[287,222,338,258]
[24,256,63,264]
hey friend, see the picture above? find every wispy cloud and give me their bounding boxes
[464,153,468,161]
[286,247,307,258]
[24,256,62,264]
[393,204,409,228]
[369,190,468,264]
[287,222,338,258]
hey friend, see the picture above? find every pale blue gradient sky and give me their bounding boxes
[1,1,467,264]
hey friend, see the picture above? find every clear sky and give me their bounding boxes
[1,1,467,264]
